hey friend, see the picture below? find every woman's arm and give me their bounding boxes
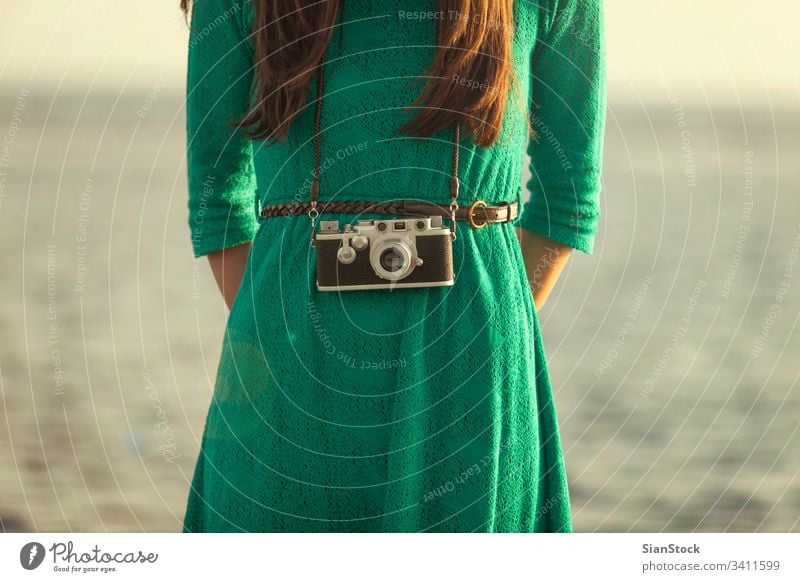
[514,0,606,306]
[517,228,573,309]
[207,242,251,309]
[186,0,259,267]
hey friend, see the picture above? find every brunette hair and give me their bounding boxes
[181,0,524,147]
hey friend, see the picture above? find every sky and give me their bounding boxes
[1,0,798,106]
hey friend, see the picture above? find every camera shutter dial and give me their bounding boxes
[337,240,357,264]
[352,235,368,250]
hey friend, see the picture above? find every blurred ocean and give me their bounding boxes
[0,88,798,532]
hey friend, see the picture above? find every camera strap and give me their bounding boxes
[307,53,462,245]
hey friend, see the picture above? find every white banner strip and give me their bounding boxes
[1,533,798,581]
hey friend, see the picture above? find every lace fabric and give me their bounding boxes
[183,0,606,532]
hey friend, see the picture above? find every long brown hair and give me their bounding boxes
[181,0,521,148]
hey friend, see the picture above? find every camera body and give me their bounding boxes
[315,216,455,291]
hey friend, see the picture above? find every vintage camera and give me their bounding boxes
[315,216,455,291]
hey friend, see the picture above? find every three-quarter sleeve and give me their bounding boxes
[518,0,607,254]
[186,0,258,257]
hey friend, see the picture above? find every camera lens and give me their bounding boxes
[379,247,406,272]
[371,239,416,281]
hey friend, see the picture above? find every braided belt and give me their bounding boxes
[259,199,518,229]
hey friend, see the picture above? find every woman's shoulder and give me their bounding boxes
[516,0,602,37]
[512,0,555,46]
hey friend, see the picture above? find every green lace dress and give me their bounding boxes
[183,0,606,532]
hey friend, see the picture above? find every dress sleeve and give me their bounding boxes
[186,0,258,257]
[517,0,607,254]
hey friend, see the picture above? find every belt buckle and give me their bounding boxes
[466,200,489,229]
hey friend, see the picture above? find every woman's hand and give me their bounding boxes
[207,241,252,310]
[515,228,573,310]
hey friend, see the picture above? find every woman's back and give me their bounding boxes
[182,0,605,532]
[186,0,605,257]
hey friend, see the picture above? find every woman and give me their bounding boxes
[181,0,605,532]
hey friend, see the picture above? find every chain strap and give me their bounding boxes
[449,124,460,240]
[308,58,325,246]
